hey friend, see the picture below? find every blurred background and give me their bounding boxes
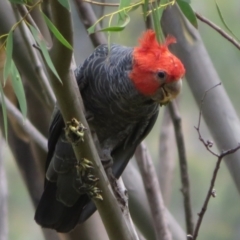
[2,0,240,239]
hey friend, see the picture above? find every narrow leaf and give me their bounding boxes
[118,0,131,23]
[177,0,198,28]
[87,24,97,35]
[29,25,62,83]
[0,83,7,141]
[142,0,149,21]
[215,0,240,41]
[151,6,162,43]
[100,15,130,32]
[11,61,27,119]
[3,31,13,84]
[58,0,70,11]
[41,12,72,50]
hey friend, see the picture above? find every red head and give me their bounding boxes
[129,30,185,104]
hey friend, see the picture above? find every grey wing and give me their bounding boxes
[112,108,159,178]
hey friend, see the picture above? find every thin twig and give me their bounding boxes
[0,95,47,151]
[168,101,194,237]
[192,84,240,239]
[195,12,240,51]
[194,83,221,158]
[82,0,119,6]
[135,142,172,240]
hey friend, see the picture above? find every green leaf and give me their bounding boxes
[142,0,149,21]
[41,12,73,50]
[58,0,70,11]
[29,25,62,83]
[87,24,96,35]
[11,61,27,119]
[177,0,198,28]
[3,31,13,85]
[100,14,130,32]
[0,83,8,141]
[118,0,131,24]
[215,0,240,41]
[9,0,32,4]
[178,0,191,3]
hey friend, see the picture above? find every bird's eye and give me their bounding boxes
[157,71,167,80]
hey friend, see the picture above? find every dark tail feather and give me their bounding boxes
[35,182,89,233]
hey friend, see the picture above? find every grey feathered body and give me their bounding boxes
[35,44,159,232]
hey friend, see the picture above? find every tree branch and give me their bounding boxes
[0,95,47,151]
[74,0,107,46]
[192,85,240,240]
[158,107,175,205]
[135,142,172,240]
[195,12,240,51]
[168,101,194,236]
[47,1,137,239]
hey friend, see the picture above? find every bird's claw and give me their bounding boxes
[65,118,86,144]
[75,158,94,176]
[77,182,103,200]
[75,158,103,200]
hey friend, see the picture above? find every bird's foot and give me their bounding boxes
[65,118,86,145]
[75,158,103,200]
[75,158,94,177]
[76,178,103,200]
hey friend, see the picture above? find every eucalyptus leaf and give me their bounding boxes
[41,12,72,50]
[29,25,62,83]
[0,84,7,141]
[100,14,130,32]
[142,0,149,21]
[3,31,13,85]
[215,0,240,41]
[11,61,27,119]
[58,0,70,11]
[118,0,131,24]
[177,0,198,28]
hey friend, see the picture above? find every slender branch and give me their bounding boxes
[74,0,107,46]
[168,101,194,236]
[192,84,240,239]
[194,83,222,158]
[48,1,137,239]
[158,107,175,204]
[0,95,47,151]
[135,142,172,240]
[82,0,119,6]
[195,12,240,51]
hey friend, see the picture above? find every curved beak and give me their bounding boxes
[151,79,182,105]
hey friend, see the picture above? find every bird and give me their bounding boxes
[35,30,185,232]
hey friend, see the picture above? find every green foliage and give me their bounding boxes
[41,12,73,50]
[10,61,27,119]
[8,0,32,4]
[118,0,131,24]
[57,0,70,11]
[3,31,13,85]
[100,15,130,33]
[0,83,7,141]
[29,25,62,83]
[215,0,240,41]
[177,0,198,28]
